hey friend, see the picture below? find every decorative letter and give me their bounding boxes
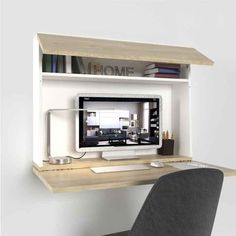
[126,67,134,76]
[104,65,114,75]
[114,66,126,76]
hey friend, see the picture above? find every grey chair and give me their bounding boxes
[104,168,223,236]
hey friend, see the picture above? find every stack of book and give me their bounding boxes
[144,63,180,78]
[42,54,85,74]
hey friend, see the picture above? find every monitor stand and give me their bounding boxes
[102,148,157,161]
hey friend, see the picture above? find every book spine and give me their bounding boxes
[57,55,65,73]
[145,63,157,70]
[42,54,52,72]
[51,55,58,72]
[63,56,66,72]
[72,56,79,73]
[71,56,86,74]
[144,67,179,75]
[77,57,85,74]
[145,73,179,78]
[65,56,72,73]
[145,63,180,70]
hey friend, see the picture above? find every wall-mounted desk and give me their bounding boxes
[33,155,236,193]
[33,33,213,168]
[33,33,236,193]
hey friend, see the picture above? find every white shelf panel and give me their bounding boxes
[42,73,189,85]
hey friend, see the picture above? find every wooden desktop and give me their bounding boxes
[33,155,236,193]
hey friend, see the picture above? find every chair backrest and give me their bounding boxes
[130,168,223,236]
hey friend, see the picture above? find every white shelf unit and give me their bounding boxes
[42,72,189,85]
[33,33,213,168]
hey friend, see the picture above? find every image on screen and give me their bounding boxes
[78,96,160,148]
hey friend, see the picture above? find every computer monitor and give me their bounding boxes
[75,94,162,153]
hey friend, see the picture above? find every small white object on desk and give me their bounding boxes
[150,161,164,168]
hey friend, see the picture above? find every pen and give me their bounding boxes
[162,131,166,140]
[162,131,173,140]
[166,130,169,140]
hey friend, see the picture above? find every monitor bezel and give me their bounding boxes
[75,93,162,153]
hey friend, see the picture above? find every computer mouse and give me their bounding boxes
[150,161,164,168]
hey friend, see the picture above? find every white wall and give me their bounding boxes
[1,0,236,235]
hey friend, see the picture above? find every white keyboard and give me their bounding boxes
[91,164,150,174]
[168,161,211,170]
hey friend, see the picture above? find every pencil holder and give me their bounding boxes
[158,139,174,155]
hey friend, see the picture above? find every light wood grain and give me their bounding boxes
[33,165,179,193]
[33,159,236,193]
[34,155,192,172]
[37,33,214,65]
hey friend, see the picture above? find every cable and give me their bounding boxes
[43,153,87,163]
[66,152,86,160]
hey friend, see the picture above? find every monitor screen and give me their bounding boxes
[75,94,161,151]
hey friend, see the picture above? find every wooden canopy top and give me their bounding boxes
[37,33,214,65]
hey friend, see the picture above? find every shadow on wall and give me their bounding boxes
[80,185,152,236]
[29,165,152,236]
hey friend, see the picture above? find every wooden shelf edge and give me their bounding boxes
[33,170,158,193]
[33,168,54,193]
[224,171,236,177]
